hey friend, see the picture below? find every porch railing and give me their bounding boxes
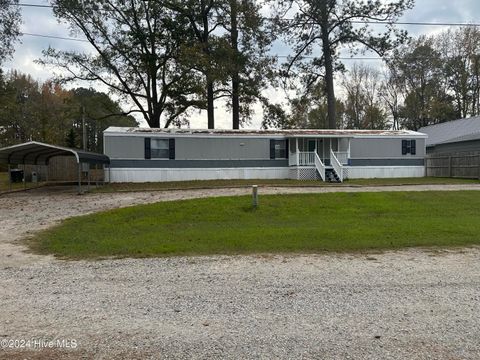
[298,152,315,166]
[315,153,326,182]
[334,151,349,165]
[331,149,343,182]
[294,151,349,167]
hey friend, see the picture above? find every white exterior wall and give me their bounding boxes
[107,166,425,182]
[345,166,425,179]
[107,167,290,183]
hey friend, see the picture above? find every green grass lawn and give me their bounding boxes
[31,191,480,259]
[94,177,479,193]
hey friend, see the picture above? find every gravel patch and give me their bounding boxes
[1,184,480,359]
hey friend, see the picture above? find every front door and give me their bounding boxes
[308,140,316,152]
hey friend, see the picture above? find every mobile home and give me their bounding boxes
[104,127,426,182]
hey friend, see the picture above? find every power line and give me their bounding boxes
[16,33,465,63]
[13,2,480,28]
[21,32,89,42]
[12,3,479,62]
[16,2,51,9]
[276,55,384,61]
[18,31,385,59]
[349,20,480,27]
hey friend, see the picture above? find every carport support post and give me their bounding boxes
[8,164,11,191]
[87,165,90,191]
[77,162,82,195]
[96,164,99,187]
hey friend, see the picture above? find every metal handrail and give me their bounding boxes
[330,149,343,182]
[315,153,326,182]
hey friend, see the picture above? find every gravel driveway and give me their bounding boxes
[1,184,480,359]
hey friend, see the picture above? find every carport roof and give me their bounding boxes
[0,141,110,165]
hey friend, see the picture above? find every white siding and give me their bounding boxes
[107,167,290,183]
[345,166,425,179]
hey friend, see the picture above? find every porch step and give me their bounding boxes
[325,168,341,183]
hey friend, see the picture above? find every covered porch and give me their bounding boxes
[287,136,352,182]
[288,137,351,166]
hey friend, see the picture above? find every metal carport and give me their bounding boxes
[0,141,110,193]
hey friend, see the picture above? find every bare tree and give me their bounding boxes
[342,63,387,129]
[437,27,480,118]
[380,64,403,130]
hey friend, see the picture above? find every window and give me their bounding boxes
[151,139,170,159]
[274,140,286,159]
[402,139,416,155]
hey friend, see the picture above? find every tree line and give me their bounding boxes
[268,27,480,131]
[0,70,137,150]
[1,0,480,133]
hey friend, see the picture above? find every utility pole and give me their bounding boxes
[82,105,87,150]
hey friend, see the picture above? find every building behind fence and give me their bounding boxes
[426,152,480,179]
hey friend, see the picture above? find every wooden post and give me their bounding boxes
[252,185,258,209]
[448,156,452,177]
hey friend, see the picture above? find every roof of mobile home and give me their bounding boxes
[104,127,426,138]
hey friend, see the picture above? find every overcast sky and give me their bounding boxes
[3,0,480,129]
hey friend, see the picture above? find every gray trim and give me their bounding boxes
[110,159,289,168]
[349,158,424,166]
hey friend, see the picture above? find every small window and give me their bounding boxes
[274,140,286,159]
[151,139,170,159]
[402,139,416,155]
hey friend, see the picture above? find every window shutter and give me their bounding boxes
[401,140,408,155]
[144,138,151,159]
[270,139,275,159]
[410,139,416,155]
[285,139,289,159]
[169,138,175,159]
